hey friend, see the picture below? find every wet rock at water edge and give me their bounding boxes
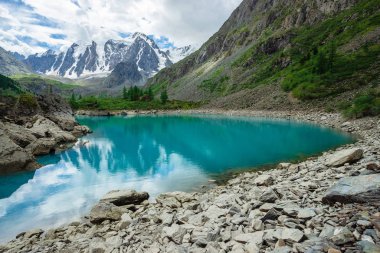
[100,189,149,206]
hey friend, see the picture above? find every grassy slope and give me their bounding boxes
[11,74,77,90]
[148,0,380,115]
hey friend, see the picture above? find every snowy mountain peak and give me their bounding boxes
[166,45,197,63]
[22,32,195,81]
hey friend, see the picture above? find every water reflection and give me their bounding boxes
[0,115,354,242]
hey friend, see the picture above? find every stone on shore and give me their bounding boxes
[254,174,274,186]
[89,202,124,224]
[100,189,149,206]
[0,129,36,173]
[322,174,380,204]
[325,148,363,167]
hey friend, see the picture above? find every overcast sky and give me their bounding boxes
[0,0,242,55]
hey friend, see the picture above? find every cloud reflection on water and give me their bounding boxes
[0,135,207,242]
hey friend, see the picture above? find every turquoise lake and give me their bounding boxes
[0,115,354,242]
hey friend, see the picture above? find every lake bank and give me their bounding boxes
[1,111,379,252]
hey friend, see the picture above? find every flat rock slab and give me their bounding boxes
[100,189,149,206]
[325,148,363,167]
[322,174,380,204]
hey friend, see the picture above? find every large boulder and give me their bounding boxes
[89,202,124,224]
[100,189,149,206]
[322,174,380,204]
[325,148,363,167]
[30,115,76,143]
[26,138,57,156]
[1,122,37,148]
[0,129,36,173]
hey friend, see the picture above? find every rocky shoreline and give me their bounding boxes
[1,111,379,253]
[0,95,91,174]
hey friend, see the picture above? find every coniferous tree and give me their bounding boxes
[123,86,127,99]
[316,51,328,74]
[328,41,336,72]
[160,90,168,104]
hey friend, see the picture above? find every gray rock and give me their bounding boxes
[89,202,124,224]
[162,224,187,244]
[358,240,380,253]
[100,189,149,206]
[259,188,279,203]
[281,228,304,243]
[271,246,293,253]
[0,128,36,173]
[330,227,355,245]
[319,224,335,238]
[322,174,380,204]
[254,175,274,186]
[203,205,228,220]
[297,208,316,219]
[26,138,57,155]
[234,231,264,245]
[261,208,281,222]
[160,212,174,225]
[325,148,363,167]
[156,191,195,208]
[295,238,335,253]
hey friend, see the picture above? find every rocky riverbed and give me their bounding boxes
[1,111,379,253]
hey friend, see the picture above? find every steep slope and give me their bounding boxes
[0,47,31,76]
[147,0,380,111]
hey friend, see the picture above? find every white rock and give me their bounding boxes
[325,148,363,167]
[234,231,264,245]
[297,208,316,219]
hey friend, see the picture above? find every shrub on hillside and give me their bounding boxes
[343,89,380,118]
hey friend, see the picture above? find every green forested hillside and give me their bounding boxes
[0,74,24,97]
[147,0,380,115]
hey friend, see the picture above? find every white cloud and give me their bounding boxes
[0,0,242,55]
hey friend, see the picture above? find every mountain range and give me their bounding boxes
[0,32,195,89]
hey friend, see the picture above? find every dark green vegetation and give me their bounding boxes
[72,96,200,110]
[71,86,199,110]
[341,89,380,118]
[0,74,24,97]
[147,0,380,117]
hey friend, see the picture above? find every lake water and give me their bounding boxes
[0,115,354,242]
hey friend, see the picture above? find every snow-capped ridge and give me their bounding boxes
[23,32,195,80]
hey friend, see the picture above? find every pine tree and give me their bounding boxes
[148,88,153,101]
[316,51,328,74]
[69,93,78,109]
[123,86,127,99]
[328,41,336,72]
[160,90,168,104]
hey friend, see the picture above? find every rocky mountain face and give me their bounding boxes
[22,33,193,85]
[0,47,31,76]
[147,0,379,111]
